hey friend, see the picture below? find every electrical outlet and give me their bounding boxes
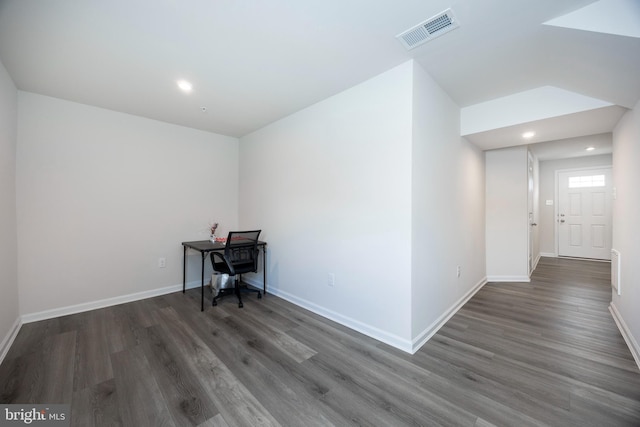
[158,258,166,268]
[456,265,461,278]
[328,273,335,287]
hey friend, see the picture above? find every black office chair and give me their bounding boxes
[210,230,262,308]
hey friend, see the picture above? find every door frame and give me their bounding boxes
[554,165,613,258]
[528,151,535,275]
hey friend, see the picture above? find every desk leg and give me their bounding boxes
[201,252,206,311]
[262,246,267,295]
[183,246,187,293]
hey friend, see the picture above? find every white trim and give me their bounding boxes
[0,316,22,365]
[609,302,640,370]
[611,248,621,295]
[411,276,488,354]
[21,280,202,324]
[539,252,557,258]
[557,256,611,263]
[253,277,490,355]
[486,275,531,282]
[258,283,413,353]
[528,150,535,277]
[532,253,541,272]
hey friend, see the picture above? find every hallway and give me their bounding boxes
[427,256,640,425]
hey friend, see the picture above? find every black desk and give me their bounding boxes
[182,240,267,311]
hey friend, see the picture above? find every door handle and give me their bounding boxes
[560,219,565,223]
[531,223,537,226]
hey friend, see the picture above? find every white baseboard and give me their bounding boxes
[532,253,541,271]
[539,252,557,258]
[21,280,203,324]
[261,285,413,353]
[0,316,22,365]
[486,275,531,283]
[609,302,640,370]
[250,276,489,355]
[411,277,488,354]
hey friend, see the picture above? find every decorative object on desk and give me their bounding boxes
[209,222,219,242]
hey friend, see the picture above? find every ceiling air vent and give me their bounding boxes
[396,8,460,50]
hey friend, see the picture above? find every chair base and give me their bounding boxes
[212,279,262,308]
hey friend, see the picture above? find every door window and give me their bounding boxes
[568,175,605,188]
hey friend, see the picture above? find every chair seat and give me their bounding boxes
[212,260,255,275]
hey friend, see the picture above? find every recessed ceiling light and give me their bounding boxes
[522,131,535,139]
[177,80,193,93]
[586,146,595,151]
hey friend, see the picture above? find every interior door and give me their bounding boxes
[558,168,612,260]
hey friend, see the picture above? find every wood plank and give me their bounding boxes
[71,379,122,427]
[232,303,317,363]
[153,306,281,427]
[140,324,220,426]
[0,330,76,404]
[110,344,175,427]
[72,309,114,391]
[197,413,230,427]
[1,257,639,425]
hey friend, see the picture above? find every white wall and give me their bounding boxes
[16,92,239,317]
[410,62,486,347]
[611,100,640,365]
[239,62,414,349]
[538,153,612,256]
[0,59,19,359]
[486,146,529,281]
[239,60,488,353]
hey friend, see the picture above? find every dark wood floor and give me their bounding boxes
[2,257,639,426]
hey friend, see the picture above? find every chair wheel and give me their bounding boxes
[257,292,262,299]
[238,302,244,308]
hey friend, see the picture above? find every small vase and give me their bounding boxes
[209,234,216,243]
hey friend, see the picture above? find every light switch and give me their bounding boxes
[546,200,553,206]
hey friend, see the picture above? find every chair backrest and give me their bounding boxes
[224,230,261,273]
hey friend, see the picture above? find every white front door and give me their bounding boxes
[558,168,612,260]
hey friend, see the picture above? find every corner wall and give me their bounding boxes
[239,60,488,353]
[486,146,529,281]
[0,59,19,361]
[410,62,486,350]
[16,92,239,317]
[239,62,415,349]
[611,101,640,366]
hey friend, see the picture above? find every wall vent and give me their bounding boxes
[396,8,460,50]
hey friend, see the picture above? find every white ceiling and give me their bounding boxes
[465,105,626,150]
[1,0,639,159]
[528,133,612,161]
